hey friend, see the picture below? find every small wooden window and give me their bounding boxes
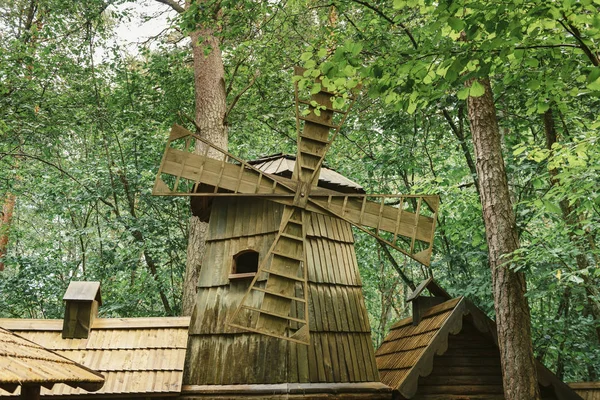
[230,250,259,280]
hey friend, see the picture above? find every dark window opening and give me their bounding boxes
[230,250,259,279]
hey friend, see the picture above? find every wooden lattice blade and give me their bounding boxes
[152,124,295,198]
[308,195,439,267]
[228,207,310,345]
[293,66,359,189]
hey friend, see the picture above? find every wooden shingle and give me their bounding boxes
[0,327,104,395]
[375,297,582,400]
[0,317,189,398]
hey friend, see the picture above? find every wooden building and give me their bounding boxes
[182,155,391,399]
[0,282,190,399]
[0,326,104,399]
[570,383,600,400]
[375,278,583,400]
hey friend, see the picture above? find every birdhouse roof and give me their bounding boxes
[0,326,105,394]
[63,281,102,305]
[249,154,365,193]
[0,317,190,397]
[375,296,582,400]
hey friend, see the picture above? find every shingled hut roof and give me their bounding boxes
[249,154,365,193]
[375,296,582,400]
[0,327,104,395]
[0,317,189,398]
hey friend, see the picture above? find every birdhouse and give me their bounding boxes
[62,281,101,339]
[406,277,451,326]
[153,67,440,397]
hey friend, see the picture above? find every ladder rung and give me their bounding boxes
[300,133,330,144]
[280,232,303,241]
[299,116,339,130]
[262,267,305,281]
[288,217,303,225]
[299,162,318,171]
[252,287,306,303]
[241,305,306,324]
[299,148,325,158]
[318,89,356,101]
[298,99,346,113]
[271,250,304,262]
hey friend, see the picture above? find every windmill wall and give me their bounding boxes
[184,198,386,396]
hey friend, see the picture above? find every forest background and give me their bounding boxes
[1,0,599,384]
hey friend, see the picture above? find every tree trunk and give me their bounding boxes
[0,193,16,271]
[181,26,228,316]
[467,78,541,400]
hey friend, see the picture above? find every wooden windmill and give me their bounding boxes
[152,67,439,392]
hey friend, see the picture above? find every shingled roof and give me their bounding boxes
[569,382,600,400]
[0,317,189,398]
[249,154,365,193]
[0,327,104,395]
[375,296,582,400]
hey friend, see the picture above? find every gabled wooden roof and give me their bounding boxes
[0,317,189,397]
[63,282,101,304]
[375,297,582,400]
[0,327,104,394]
[569,382,600,400]
[249,154,365,193]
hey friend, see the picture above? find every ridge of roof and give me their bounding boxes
[376,297,582,400]
[0,316,190,332]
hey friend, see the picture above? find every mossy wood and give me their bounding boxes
[153,70,439,350]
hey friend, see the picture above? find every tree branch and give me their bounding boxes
[350,0,418,49]
[155,0,185,14]
[558,19,599,66]
[223,71,259,124]
[378,241,416,290]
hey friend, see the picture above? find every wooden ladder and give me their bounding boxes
[228,207,310,345]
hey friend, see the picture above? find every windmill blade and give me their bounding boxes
[293,67,359,188]
[307,194,439,266]
[153,124,296,198]
[228,207,310,345]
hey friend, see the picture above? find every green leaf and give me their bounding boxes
[587,67,600,83]
[448,17,465,32]
[300,52,312,61]
[527,80,541,90]
[525,58,539,68]
[537,102,549,113]
[513,146,527,156]
[469,80,485,97]
[457,87,470,100]
[304,60,316,69]
[586,77,600,91]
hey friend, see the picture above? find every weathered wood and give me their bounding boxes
[154,126,439,266]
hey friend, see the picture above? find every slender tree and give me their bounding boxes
[156,0,228,315]
[467,78,540,399]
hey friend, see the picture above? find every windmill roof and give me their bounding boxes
[0,327,104,394]
[249,154,365,193]
[0,317,189,397]
[375,297,582,400]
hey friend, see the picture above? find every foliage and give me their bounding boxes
[0,0,598,381]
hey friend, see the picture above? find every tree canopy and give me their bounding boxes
[1,0,598,384]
